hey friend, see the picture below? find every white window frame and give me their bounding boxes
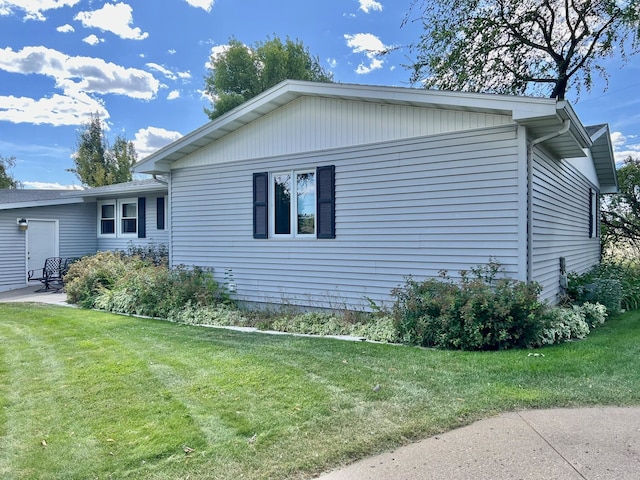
[98,200,116,237]
[97,198,138,238]
[270,170,316,238]
[118,198,138,237]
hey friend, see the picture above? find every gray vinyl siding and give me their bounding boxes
[0,203,97,292]
[97,194,169,251]
[174,96,513,170]
[170,125,523,310]
[531,147,600,303]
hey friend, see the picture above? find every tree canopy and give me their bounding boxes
[406,0,640,99]
[601,156,640,254]
[69,113,137,187]
[204,36,333,120]
[0,154,20,189]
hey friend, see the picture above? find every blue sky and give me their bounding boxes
[0,0,638,189]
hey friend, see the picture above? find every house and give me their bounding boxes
[0,178,168,292]
[133,80,617,310]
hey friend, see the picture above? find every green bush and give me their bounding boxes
[537,302,607,346]
[391,264,545,350]
[65,252,231,317]
[65,251,139,308]
[566,261,640,314]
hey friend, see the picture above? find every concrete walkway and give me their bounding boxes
[0,285,72,306]
[1,288,638,479]
[317,406,640,480]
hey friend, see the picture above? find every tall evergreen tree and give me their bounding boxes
[69,113,137,187]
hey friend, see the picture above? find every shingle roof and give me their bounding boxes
[0,189,69,204]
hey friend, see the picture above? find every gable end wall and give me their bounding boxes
[173,96,514,170]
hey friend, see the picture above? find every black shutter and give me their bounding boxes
[316,165,335,239]
[596,191,600,237]
[156,197,165,230]
[588,188,594,238]
[138,197,146,238]
[253,172,268,239]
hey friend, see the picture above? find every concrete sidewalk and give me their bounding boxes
[0,285,71,307]
[317,406,640,479]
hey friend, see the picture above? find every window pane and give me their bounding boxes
[297,172,315,234]
[122,218,137,233]
[101,204,114,219]
[101,219,115,234]
[274,174,291,235]
[122,202,137,218]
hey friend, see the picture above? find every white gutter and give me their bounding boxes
[526,119,571,282]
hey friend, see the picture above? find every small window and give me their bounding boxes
[272,170,315,237]
[120,200,137,235]
[253,166,334,239]
[100,202,115,235]
[97,198,139,237]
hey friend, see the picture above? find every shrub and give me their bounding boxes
[391,264,545,350]
[65,252,231,317]
[537,302,606,346]
[566,261,640,314]
[125,242,169,266]
[65,251,140,308]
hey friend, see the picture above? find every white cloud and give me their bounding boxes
[359,0,383,13]
[206,44,231,68]
[167,90,180,100]
[133,126,182,159]
[74,2,149,40]
[327,57,337,69]
[0,0,80,21]
[344,33,388,74]
[183,0,214,12]
[168,49,177,55]
[82,34,104,45]
[0,92,109,126]
[146,63,191,83]
[57,23,74,33]
[0,46,160,100]
[23,181,83,190]
[146,62,176,80]
[611,131,640,165]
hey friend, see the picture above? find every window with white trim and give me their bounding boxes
[272,170,316,237]
[253,165,335,240]
[119,199,138,236]
[99,201,116,235]
[98,198,139,238]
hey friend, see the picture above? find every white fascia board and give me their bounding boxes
[134,80,578,173]
[0,197,84,211]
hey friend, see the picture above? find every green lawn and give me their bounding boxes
[1,304,639,480]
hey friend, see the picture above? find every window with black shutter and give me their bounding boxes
[253,166,335,239]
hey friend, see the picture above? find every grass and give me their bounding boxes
[0,304,639,480]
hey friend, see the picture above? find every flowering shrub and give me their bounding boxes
[537,302,607,346]
[65,252,231,317]
[391,263,545,350]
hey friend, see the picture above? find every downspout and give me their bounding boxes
[526,119,571,283]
